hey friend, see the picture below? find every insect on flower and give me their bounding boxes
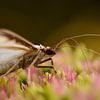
[0,29,100,77]
[0,29,56,76]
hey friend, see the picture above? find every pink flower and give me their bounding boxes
[0,89,7,100]
[26,67,38,85]
[93,59,100,73]
[52,78,64,95]
[38,75,45,85]
[47,74,54,83]
[91,73,100,89]
[8,77,16,89]
[74,91,95,100]
[26,67,38,77]
[64,67,76,84]
[82,60,93,72]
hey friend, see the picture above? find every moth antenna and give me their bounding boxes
[54,33,100,69]
[54,34,100,50]
[57,44,100,57]
[70,38,89,68]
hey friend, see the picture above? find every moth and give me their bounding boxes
[0,29,56,76]
[0,29,100,76]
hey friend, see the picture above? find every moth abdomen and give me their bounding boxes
[0,60,17,75]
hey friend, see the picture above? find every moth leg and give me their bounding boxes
[36,66,53,68]
[36,66,56,73]
[28,50,41,68]
[26,50,42,85]
[35,58,53,68]
[39,58,53,64]
[36,58,56,73]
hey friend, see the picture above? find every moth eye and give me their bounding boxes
[46,49,56,55]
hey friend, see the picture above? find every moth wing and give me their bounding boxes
[0,29,38,63]
[0,45,29,75]
[0,29,36,49]
[0,29,40,75]
[0,48,27,63]
[0,29,28,62]
[0,48,29,75]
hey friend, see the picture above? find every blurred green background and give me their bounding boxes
[0,0,100,51]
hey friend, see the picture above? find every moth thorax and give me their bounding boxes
[34,44,56,56]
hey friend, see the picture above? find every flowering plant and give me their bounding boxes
[0,43,100,100]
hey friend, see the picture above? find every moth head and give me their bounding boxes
[33,44,56,56]
[45,46,56,56]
